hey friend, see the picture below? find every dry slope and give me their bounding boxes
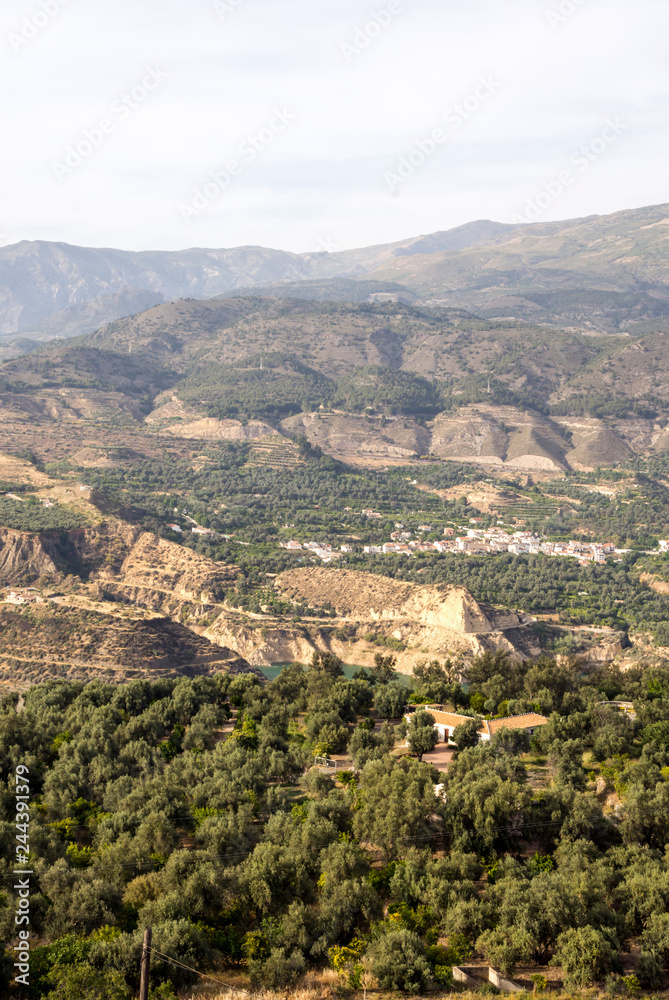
[276,567,538,662]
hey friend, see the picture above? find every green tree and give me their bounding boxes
[369,929,431,993]
[451,717,480,752]
[353,758,439,856]
[554,926,618,988]
[374,682,407,719]
[407,711,438,761]
[371,653,397,684]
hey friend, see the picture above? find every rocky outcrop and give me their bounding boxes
[557,418,634,469]
[99,532,238,605]
[159,418,278,441]
[431,407,572,472]
[275,567,535,662]
[276,567,522,631]
[282,412,431,461]
[0,529,60,583]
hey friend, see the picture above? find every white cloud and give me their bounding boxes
[0,0,667,251]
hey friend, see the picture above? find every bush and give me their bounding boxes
[635,952,662,988]
[45,964,132,1000]
[249,947,306,987]
[374,682,407,719]
[554,926,618,988]
[369,929,431,993]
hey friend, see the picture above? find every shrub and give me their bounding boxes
[45,964,131,1000]
[554,926,618,988]
[249,947,306,988]
[369,929,431,993]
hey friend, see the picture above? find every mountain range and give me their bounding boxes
[0,202,668,473]
[2,203,668,350]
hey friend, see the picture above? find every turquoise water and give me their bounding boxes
[259,662,413,687]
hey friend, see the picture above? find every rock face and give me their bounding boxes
[157,417,279,441]
[282,412,431,461]
[276,567,523,632]
[275,567,536,663]
[285,405,646,473]
[431,407,573,472]
[101,532,238,607]
[0,529,60,583]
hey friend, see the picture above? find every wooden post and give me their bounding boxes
[139,926,152,1000]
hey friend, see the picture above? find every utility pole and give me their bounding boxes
[139,926,152,1000]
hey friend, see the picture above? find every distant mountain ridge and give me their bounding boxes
[0,199,669,358]
[0,221,515,344]
[5,204,666,349]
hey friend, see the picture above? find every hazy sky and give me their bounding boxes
[1,0,667,252]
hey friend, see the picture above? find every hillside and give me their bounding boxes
[1,204,668,350]
[0,602,254,690]
[360,202,669,334]
[2,289,669,471]
[275,567,539,664]
[0,220,515,344]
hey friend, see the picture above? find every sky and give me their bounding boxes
[1,0,668,253]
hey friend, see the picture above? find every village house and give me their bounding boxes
[405,707,549,745]
[383,543,412,555]
[5,589,42,606]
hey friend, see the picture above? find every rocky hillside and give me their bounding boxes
[0,601,254,691]
[0,203,668,478]
[354,202,669,334]
[0,493,542,683]
[0,292,668,471]
[275,567,538,664]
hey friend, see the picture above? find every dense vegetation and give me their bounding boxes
[177,355,334,421]
[332,367,442,416]
[351,550,669,642]
[2,652,669,998]
[0,498,90,532]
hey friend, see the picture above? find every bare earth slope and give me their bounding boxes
[0,602,255,690]
[276,567,538,663]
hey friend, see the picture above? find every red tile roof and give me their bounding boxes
[483,713,549,735]
[411,709,548,736]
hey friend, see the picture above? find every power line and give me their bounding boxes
[150,948,262,997]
